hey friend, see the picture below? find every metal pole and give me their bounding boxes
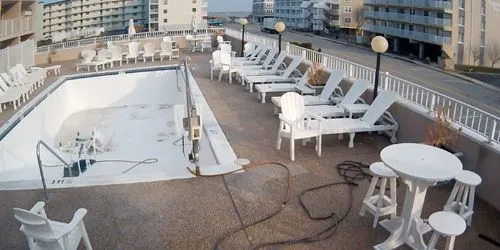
[241,25,245,57]
[373,52,381,101]
[278,33,282,54]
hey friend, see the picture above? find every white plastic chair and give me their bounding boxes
[96,49,111,69]
[201,39,212,53]
[126,42,140,64]
[185,34,195,52]
[217,35,230,49]
[106,41,113,49]
[218,52,237,84]
[76,50,97,71]
[110,46,123,67]
[13,201,92,250]
[220,43,232,54]
[243,42,256,57]
[277,92,322,161]
[160,41,173,62]
[162,36,172,42]
[210,50,222,80]
[143,42,156,62]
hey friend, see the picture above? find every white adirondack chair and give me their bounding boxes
[271,69,345,111]
[305,79,371,118]
[218,52,237,84]
[142,42,156,62]
[109,46,123,67]
[126,41,140,64]
[160,41,173,62]
[201,39,212,53]
[277,92,323,161]
[13,201,92,250]
[210,50,222,80]
[217,35,230,49]
[243,42,256,57]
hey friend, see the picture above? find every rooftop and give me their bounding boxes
[0,52,499,249]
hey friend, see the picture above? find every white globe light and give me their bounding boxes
[240,18,248,26]
[371,36,389,53]
[275,21,286,33]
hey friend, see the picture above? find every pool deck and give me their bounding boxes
[1,53,499,250]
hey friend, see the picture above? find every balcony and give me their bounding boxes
[327,9,339,15]
[0,17,34,40]
[364,0,452,11]
[364,11,452,28]
[151,0,159,4]
[363,24,451,45]
[150,17,158,23]
[150,8,159,14]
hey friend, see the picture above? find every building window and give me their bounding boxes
[480,32,485,46]
[344,6,352,13]
[437,12,443,18]
[192,0,196,2]
[163,9,168,14]
[344,17,351,24]
[164,19,168,23]
[424,11,429,16]
[410,9,415,15]
[481,16,485,30]
[458,30,464,43]
[481,0,486,14]
[459,0,465,9]
[192,8,196,12]
[459,14,464,26]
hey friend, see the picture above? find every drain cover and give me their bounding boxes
[234,158,250,166]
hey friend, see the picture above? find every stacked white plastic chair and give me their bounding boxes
[126,42,140,64]
[160,41,173,62]
[143,42,156,62]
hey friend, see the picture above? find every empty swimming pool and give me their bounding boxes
[0,65,238,190]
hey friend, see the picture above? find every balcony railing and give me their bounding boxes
[363,24,451,45]
[364,0,452,10]
[364,11,452,27]
[0,17,34,40]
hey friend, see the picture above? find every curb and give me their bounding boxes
[290,30,500,94]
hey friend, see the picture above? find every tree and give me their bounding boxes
[469,44,480,66]
[487,43,500,67]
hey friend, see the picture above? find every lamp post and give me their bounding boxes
[240,18,248,57]
[275,21,285,53]
[370,36,388,101]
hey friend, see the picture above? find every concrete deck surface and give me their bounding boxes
[0,53,499,250]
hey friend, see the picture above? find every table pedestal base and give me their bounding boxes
[375,216,432,250]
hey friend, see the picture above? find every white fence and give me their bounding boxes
[0,39,35,72]
[225,28,500,146]
[37,28,225,53]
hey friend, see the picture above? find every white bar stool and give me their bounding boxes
[426,211,466,250]
[359,162,398,228]
[444,170,482,226]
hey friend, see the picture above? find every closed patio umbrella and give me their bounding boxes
[128,19,136,38]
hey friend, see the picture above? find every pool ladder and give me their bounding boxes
[36,140,73,200]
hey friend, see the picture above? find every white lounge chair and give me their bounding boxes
[76,50,97,71]
[235,47,268,66]
[255,70,316,103]
[313,91,399,148]
[13,64,46,87]
[0,77,26,111]
[271,69,345,112]
[126,42,140,64]
[109,46,123,67]
[218,52,238,84]
[95,49,112,70]
[237,51,287,81]
[143,42,156,62]
[13,201,92,250]
[9,66,45,89]
[232,45,262,62]
[209,50,222,80]
[160,41,173,62]
[1,72,34,95]
[235,47,278,72]
[243,56,303,92]
[305,79,371,118]
[276,92,323,161]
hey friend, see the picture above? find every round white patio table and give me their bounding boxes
[374,143,462,250]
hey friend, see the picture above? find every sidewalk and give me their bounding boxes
[291,30,500,94]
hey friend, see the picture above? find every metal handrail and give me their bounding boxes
[176,57,202,174]
[36,140,72,200]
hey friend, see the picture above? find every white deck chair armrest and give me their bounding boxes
[305,112,327,122]
[29,201,47,217]
[68,208,88,230]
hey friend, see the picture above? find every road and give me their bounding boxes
[227,23,500,118]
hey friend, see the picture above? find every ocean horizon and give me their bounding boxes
[208,11,251,17]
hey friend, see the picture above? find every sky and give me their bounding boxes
[208,0,251,12]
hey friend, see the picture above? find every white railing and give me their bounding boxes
[225,28,500,146]
[36,28,225,53]
[0,17,33,40]
[0,39,35,71]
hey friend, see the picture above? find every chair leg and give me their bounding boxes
[316,135,322,157]
[348,132,355,148]
[444,183,460,210]
[290,137,295,161]
[261,92,267,104]
[373,177,388,228]
[390,178,397,219]
[79,222,92,249]
[426,232,440,250]
[467,186,476,226]
[445,236,456,250]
